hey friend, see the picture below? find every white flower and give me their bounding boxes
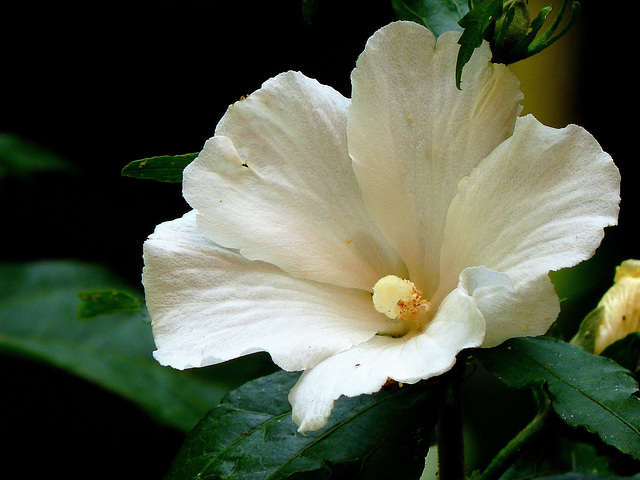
[142,21,620,432]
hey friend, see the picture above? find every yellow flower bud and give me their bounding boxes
[593,260,640,354]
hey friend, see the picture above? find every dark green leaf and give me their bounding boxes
[527,474,640,480]
[602,333,640,375]
[524,0,581,58]
[392,0,469,37]
[0,133,73,180]
[475,337,640,460]
[0,260,268,431]
[77,288,143,320]
[302,0,320,24]
[500,434,617,479]
[121,152,198,183]
[456,0,502,88]
[166,370,439,480]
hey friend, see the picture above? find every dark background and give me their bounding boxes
[2,1,398,285]
[1,1,635,478]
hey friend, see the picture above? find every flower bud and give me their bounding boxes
[593,260,640,355]
[572,260,640,356]
[494,0,531,53]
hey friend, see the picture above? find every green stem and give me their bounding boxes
[437,358,467,480]
[479,389,552,480]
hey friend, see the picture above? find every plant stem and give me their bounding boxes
[437,358,466,480]
[479,389,552,480]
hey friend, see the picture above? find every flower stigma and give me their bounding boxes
[372,275,431,330]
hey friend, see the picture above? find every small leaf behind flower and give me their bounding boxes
[77,288,143,320]
[121,153,198,183]
[476,336,640,460]
[570,305,605,353]
[392,0,469,37]
[456,0,502,89]
[0,133,73,180]
[166,370,440,480]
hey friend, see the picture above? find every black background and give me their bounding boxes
[1,1,635,478]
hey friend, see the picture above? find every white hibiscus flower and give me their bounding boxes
[142,21,621,432]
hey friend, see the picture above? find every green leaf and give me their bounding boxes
[0,260,270,431]
[166,370,439,480]
[456,0,502,89]
[602,333,640,375]
[77,288,144,320]
[0,133,73,180]
[121,152,198,183]
[392,0,469,37]
[475,337,640,460]
[302,0,320,24]
[569,305,605,353]
[521,474,640,480]
[500,435,617,479]
[524,0,581,59]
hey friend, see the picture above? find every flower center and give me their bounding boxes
[372,275,430,322]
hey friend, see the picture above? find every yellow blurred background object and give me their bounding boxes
[509,0,582,128]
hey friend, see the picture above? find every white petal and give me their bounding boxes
[348,21,523,297]
[184,71,406,291]
[289,284,486,432]
[459,266,559,347]
[438,115,620,297]
[143,211,396,371]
